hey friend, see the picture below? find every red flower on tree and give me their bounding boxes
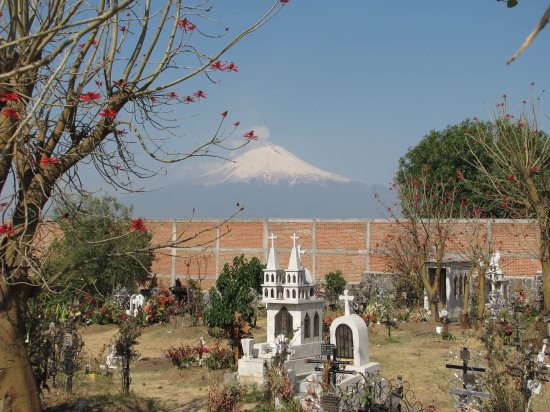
[220,111,228,118]
[183,96,195,103]
[40,156,59,166]
[168,91,179,99]
[99,109,118,118]
[225,62,239,72]
[113,79,127,89]
[177,18,195,32]
[80,92,102,102]
[506,175,517,181]
[210,61,225,71]
[0,225,14,236]
[129,218,147,232]
[243,130,258,140]
[233,121,240,127]
[1,108,21,120]
[193,90,207,99]
[113,129,127,136]
[0,92,19,102]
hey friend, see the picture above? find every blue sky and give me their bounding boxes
[151,0,550,188]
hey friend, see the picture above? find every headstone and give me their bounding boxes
[127,293,145,317]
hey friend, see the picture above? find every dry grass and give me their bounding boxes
[41,311,550,411]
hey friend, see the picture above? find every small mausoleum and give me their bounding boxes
[238,233,324,384]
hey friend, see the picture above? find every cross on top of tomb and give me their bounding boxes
[287,233,304,271]
[266,232,281,270]
[269,233,277,248]
[339,289,354,316]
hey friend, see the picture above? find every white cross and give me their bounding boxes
[339,289,354,316]
[291,233,299,248]
[269,233,277,248]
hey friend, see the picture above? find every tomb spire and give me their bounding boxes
[287,233,304,271]
[266,233,280,270]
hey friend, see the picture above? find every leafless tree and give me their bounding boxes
[0,1,286,408]
[467,99,550,310]
[379,169,462,321]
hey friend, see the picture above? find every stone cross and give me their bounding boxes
[339,289,354,316]
[269,233,277,248]
[291,233,299,248]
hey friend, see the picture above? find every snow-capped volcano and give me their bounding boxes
[202,143,350,185]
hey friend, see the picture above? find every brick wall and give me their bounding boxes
[146,218,542,288]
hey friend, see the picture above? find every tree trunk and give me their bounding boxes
[462,273,471,327]
[476,271,486,330]
[541,235,550,311]
[0,279,41,411]
[420,264,440,322]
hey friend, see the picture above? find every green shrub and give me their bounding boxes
[324,270,346,303]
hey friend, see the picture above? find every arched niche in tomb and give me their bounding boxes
[335,324,353,359]
[330,313,370,367]
[275,306,293,338]
[314,312,320,337]
[304,313,311,339]
[454,276,458,298]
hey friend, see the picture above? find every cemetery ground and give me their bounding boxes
[41,310,550,412]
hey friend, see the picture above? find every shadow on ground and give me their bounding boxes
[43,394,206,412]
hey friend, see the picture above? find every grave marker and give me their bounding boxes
[446,347,491,408]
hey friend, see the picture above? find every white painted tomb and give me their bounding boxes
[238,233,324,385]
[126,293,145,317]
[327,289,380,392]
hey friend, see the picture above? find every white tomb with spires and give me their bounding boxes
[238,233,324,385]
